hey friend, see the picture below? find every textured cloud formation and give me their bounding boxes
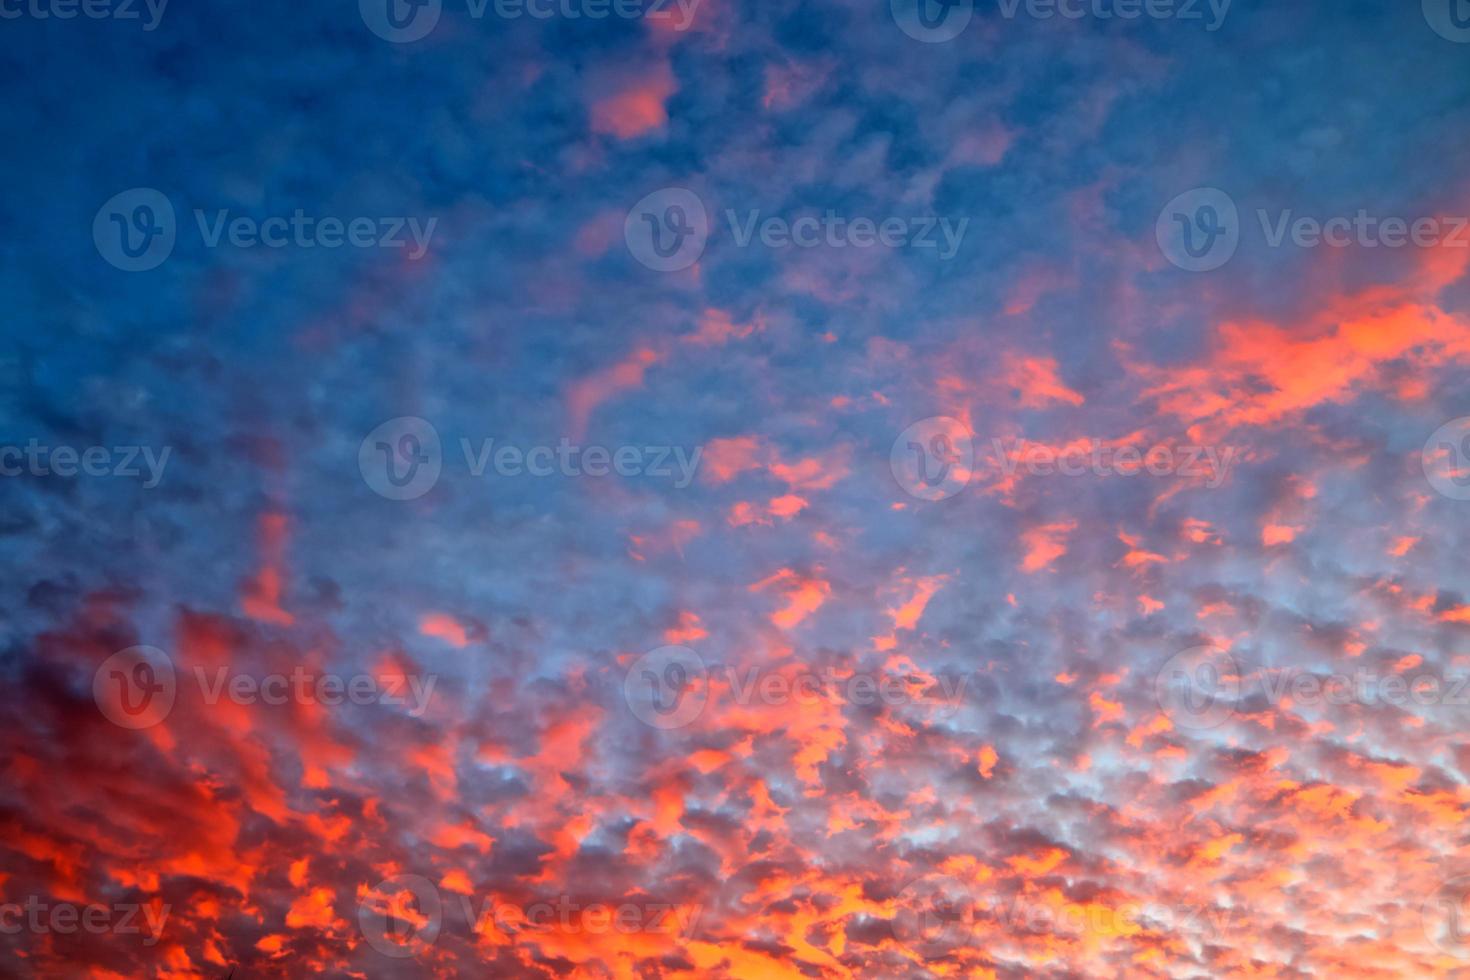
[5,0,1470,977]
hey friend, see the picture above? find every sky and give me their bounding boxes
[5,0,1470,976]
